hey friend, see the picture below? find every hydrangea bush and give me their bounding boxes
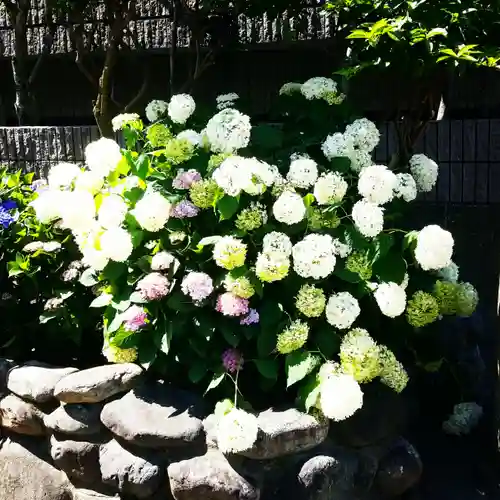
[27,76,478,453]
[0,169,100,362]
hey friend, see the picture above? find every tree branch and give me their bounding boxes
[124,63,150,112]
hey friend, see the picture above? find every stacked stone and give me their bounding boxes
[0,358,423,500]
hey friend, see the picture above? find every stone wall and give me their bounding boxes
[0,358,422,500]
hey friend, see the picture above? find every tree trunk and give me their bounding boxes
[9,1,32,125]
[92,43,117,138]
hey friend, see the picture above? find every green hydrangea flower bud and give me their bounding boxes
[295,284,326,318]
[307,207,341,230]
[406,291,439,327]
[433,280,458,315]
[378,345,409,393]
[190,179,219,209]
[147,123,173,147]
[456,282,479,317]
[346,252,372,280]
[235,203,267,231]
[339,328,381,383]
[208,153,232,174]
[162,138,195,165]
[276,320,309,354]
[224,275,255,299]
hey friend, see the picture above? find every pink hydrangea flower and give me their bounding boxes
[181,271,214,304]
[215,292,249,317]
[172,169,202,190]
[137,272,170,301]
[222,348,243,373]
[123,305,148,332]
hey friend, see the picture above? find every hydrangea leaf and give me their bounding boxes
[205,372,225,394]
[254,358,279,380]
[217,196,239,221]
[286,351,320,388]
[188,361,207,384]
[373,251,407,283]
[90,293,113,308]
[79,268,98,287]
[297,374,321,412]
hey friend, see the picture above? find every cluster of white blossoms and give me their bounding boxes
[358,164,398,205]
[205,108,252,153]
[394,173,418,202]
[319,371,364,421]
[437,261,459,283]
[145,99,168,122]
[409,153,438,192]
[301,76,338,100]
[168,94,196,124]
[373,282,407,318]
[286,156,319,188]
[442,402,483,436]
[292,234,336,279]
[314,172,348,205]
[326,292,360,329]
[273,191,306,225]
[351,200,384,238]
[415,225,454,270]
[215,407,259,454]
[216,92,240,110]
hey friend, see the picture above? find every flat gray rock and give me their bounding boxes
[44,403,103,436]
[54,364,143,403]
[240,408,329,459]
[99,439,164,499]
[168,449,260,500]
[72,490,120,500]
[0,437,73,500]
[0,394,46,435]
[50,434,101,484]
[7,361,77,403]
[100,382,204,448]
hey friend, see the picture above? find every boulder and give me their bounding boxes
[100,382,204,449]
[296,445,378,500]
[0,436,73,500]
[0,394,46,435]
[329,382,408,448]
[7,362,77,403]
[168,449,260,500]
[374,438,422,497]
[72,490,120,500]
[54,364,143,404]
[241,408,329,460]
[45,404,103,437]
[99,439,164,499]
[50,434,102,484]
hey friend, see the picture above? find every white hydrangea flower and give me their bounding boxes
[31,189,67,223]
[216,408,259,454]
[349,149,372,173]
[213,156,276,197]
[151,251,180,274]
[132,191,171,232]
[85,138,122,178]
[213,236,247,270]
[176,129,202,147]
[374,282,407,318]
[98,194,128,229]
[279,82,302,96]
[319,373,363,421]
[313,172,348,205]
[301,77,337,100]
[286,157,318,188]
[205,108,251,153]
[168,94,196,124]
[415,225,454,270]
[100,227,133,262]
[273,191,306,225]
[74,170,104,194]
[82,248,109,271]
[292,234,336,279]
[394,173,417,202]
[145,99,168,122]
[442,402,483,436]
[111,113,140,131]
[344,118,380,152]
[409,154,438,192]
[255,251,290,282]
[352,200,384,238]
[400,273,410,289]
[216,92,240,110]
[262,231,292,257]
[332,238,352,258]
[437,261,459,283]
[60,191,96,233]
[358,164,398,205]
[48,162,81,189]
[326,292,360,329]
[322,132,354,161]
